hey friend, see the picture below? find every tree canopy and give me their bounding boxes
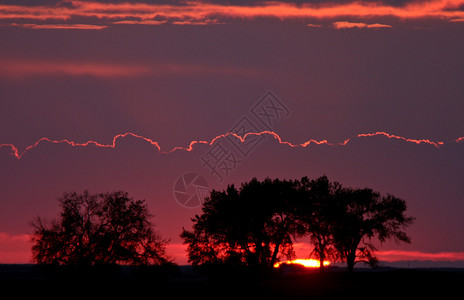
[31,191,170,266]
[332,188,415,271]
[181,178,302,269]
[181,176,414,272]
[296,176,344,271]
[30,177,414,272]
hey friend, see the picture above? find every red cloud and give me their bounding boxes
[0,233,31,264]
[0,60,151,78]
[0,131,451,160]
[376,250,464,262]
[15,23,108,30]
[293,243,464,262]
[112,20,167,25]
[0,0,464,28]
[0,59,263,79]
[332,21,392,29]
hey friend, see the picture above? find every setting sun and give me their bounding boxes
[273,259,331,268]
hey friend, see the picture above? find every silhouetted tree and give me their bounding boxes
[333,188,415,272]
[182,175,415,273]
[31,191,170,266]
[296,176,343,271]
[181,178,302,269]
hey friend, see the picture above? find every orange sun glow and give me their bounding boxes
[273,259,331,268]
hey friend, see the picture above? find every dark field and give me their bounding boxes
[1,264,463,299]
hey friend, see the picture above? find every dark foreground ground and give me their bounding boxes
[1,264,463,299]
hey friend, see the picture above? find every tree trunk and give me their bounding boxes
[347,250,356,272]
[318,250,326,272]
[270,243,281,267]
[346,237,361,272]
[314,236,327,272]
[319,259,325,272]
[347,259,354,272]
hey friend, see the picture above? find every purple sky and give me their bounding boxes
[1,0,463,265]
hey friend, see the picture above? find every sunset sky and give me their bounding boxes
[1,0,463,266]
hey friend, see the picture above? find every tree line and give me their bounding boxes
[31,176,414,273]
[181,176,414,272]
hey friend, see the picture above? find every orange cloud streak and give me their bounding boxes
[0,131,454,160]
[376,250,464,262]
[0,60,263,79]
[332,21,392,29]
[356,132,444,148]
[15,23,108,30]
[1,0,464,27]
[112,20,167,25]
[0,60,150,78]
